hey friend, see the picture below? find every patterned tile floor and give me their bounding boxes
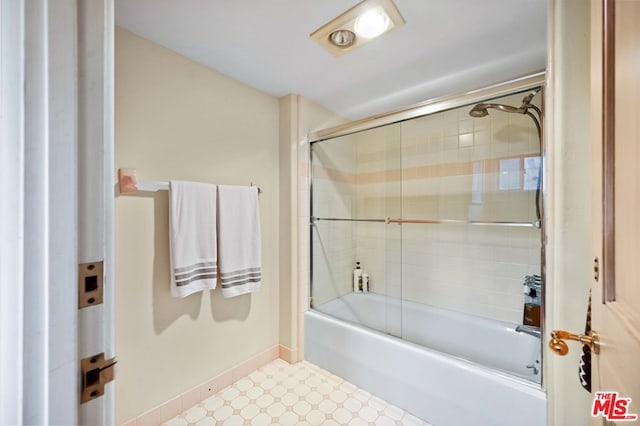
[163,359,431,426]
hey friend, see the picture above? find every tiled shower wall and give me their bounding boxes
[312,91,542,325]
[406,93,541,323]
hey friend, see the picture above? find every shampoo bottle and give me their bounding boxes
[353,262,362,293]
[362,271,369,293]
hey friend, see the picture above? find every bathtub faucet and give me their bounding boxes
[515,325,541,338]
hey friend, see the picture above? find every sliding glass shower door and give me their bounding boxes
[310,123,402,337]
[309,84,544,384]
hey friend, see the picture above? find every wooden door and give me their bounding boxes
[590,0,640,423]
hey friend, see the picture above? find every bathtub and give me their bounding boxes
[305,292,547,426]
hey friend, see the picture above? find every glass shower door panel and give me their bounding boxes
[310,122,402,338]
[310,136,358,315]
[398,90,543,383]
[353,123,402,338]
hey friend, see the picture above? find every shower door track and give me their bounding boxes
[311,217,540,228]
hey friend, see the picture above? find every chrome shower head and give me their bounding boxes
[468,102,525,118]
[469,104,490,117]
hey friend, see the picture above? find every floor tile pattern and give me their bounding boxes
[163,359,431,426]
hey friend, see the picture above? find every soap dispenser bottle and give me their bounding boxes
[353,262,362,293]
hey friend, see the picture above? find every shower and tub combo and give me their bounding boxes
[305,74,547,426]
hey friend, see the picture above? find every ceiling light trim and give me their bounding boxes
[310,0,405,57]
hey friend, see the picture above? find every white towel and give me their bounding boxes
[217,185,262,298]
[169,181,218,298]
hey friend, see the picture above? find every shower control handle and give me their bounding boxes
[549,330,599,356]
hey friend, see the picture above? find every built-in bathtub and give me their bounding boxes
[305,292,547,426]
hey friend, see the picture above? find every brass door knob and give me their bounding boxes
[549,330,599,355]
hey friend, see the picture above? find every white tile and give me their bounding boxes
[281,392,299,406]
[279,411,300,425]
[333,407,353,424]
[459,132,474,148]
[306,409,326,425]
[377,415,397,425]
[229,395,249,410]
[359,405,379,422]
[251,413,272,426]
[329,389,347,404]
[385,404,405,420]
[343,397,362,413]
[318,399,337,414]
[202,395,224,411]
[293,400,312,416]
[247,385,265,399]
[248,370,268,383]
[293,383,311,396]
[306,391,323,405]
[235,378,253,391]
[260,379,277,390]
[164,418,188,426]
[194,417,216,426]
[162,359,430,426]
[239,403,260,420]
[212,405,234,422]
[183,406,207,423]
[222,415,244,426]
[352,388,371,402]
[266,402,286,417]
[256,393,274,408]
[221,386,240,401]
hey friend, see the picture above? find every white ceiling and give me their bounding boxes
[115,0,547,120]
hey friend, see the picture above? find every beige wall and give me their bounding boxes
[280,95,347,360]
[278,96,296,355]
[115,28,279,423]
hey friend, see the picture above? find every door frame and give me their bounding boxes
[545,0,594,425]
[77,0,116,424]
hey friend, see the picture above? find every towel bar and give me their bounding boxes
[117,168,262,196]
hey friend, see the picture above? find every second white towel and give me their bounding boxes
[217,185,262,298]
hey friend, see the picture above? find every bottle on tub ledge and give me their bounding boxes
[522,275,541,327]
[353,262,362,293]
[362,270,369,293]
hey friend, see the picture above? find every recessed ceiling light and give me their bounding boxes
[310,0,404,57]
[329,29,356,48]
